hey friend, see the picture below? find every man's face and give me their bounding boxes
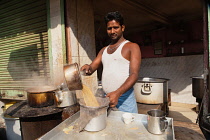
[106,20,125,41]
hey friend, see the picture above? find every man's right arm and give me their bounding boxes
[80,47,106,75]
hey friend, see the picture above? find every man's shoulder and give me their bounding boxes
[124,41,140,48]
[98,46,107,54]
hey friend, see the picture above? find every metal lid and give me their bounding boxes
[26,86,57,93]
[137,77,169,83]
[191,76,204,79]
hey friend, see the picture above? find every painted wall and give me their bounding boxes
[66,0,98,93]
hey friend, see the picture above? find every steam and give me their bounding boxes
[21,72,53,90]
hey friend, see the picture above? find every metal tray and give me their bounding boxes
[39,111,175,140]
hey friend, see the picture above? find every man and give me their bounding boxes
[81,11,141,113]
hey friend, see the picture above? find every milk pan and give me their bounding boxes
[63,63,83,90]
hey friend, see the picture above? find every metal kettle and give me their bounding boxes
[54,88,77,107]
[54,62,82,107]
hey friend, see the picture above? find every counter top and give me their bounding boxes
[39,111,175,140]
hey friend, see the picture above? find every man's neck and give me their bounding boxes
[111,37,125,45]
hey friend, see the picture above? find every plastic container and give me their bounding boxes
[3,114,22,140]
[2,101,16,112]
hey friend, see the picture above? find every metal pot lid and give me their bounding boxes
[26,85,57,93]
[191,76,204,79]
[137,77,169,83]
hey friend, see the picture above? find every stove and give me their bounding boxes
[5,101,63,118]
[4,100,79,140]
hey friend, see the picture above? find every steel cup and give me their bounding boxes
[147,109,168,134]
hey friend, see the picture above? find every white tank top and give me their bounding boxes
[102,40,130,93]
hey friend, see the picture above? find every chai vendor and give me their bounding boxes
[81,11,141,113]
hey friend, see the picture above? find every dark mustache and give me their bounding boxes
[110,33,117,36]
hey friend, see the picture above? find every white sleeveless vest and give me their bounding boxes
[101,40,130,93]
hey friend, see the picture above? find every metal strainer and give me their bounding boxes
[73,97,109,132]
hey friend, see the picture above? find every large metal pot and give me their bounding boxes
[192,76,204,99]
[63,63,83,90]
[134,77,169,104]
[26,86,57,108]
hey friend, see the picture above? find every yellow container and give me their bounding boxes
[2,101,16,112]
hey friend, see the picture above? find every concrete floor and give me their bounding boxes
[169,102,198,123]
[168,102,205,140]
[0,102,206,140]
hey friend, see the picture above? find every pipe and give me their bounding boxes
[202,0,209,115]
[64,0,72,64]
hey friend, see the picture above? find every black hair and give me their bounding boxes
[104,11,124,26]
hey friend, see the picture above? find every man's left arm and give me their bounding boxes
[106,43,141,107]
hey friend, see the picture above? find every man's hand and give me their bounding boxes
[80,64,92,75]
[106,91,121,108]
